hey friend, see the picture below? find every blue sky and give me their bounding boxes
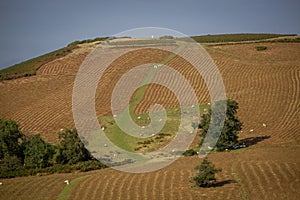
[0,0,299,69]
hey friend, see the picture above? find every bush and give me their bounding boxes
[193,158,222,187]
[183,149,198,156]
[255,46,267,51]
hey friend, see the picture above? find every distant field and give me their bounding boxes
[191,33,296,43]
[1,33,298,81]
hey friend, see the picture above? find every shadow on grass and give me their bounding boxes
[239,135,271,147]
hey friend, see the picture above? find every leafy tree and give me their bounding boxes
[0,118,24,159]
[0,155,23,178]
[193,158,222,187]
[23,134,54,168]
[54,129,91,165]
[199,99,242,151]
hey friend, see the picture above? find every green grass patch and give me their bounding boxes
[100,108,181,152]
[100,105,209,152]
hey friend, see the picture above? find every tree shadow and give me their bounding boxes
[239,135,271,147]
[212,180,237,187]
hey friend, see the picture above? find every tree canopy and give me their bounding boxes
[199,99,243,151]
[24,134,54,168]
[0,118,23,159]
[54,129,91,165]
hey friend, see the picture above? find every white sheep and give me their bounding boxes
[64,180,69,185]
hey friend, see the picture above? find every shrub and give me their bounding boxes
[183,149,198,156]
[193,158,222,187]
[255,46,267,51]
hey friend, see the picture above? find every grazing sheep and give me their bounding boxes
[250,129,254,132]
[262,123,266,127]
[64,180,69,185]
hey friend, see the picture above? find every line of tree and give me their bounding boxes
[0,118,105,178]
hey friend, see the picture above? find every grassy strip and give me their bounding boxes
[100,49,181,152]
[231,150,248,200]
[67,37,108,47]
[56,175,91,200]
[190,33,295,43]
[128,52,177,114]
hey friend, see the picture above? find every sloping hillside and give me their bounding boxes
[0,37,299,199]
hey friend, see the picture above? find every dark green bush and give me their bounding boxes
[183,149,198,156]
[193,158,222,187]
[255,46,267,51]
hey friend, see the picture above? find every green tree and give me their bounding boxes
[23,134,54,168]
[54,129,91,165]
[199,99,242,151]
[193,158,222,187]
[0,155,23,178]
[0,118,24,159]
